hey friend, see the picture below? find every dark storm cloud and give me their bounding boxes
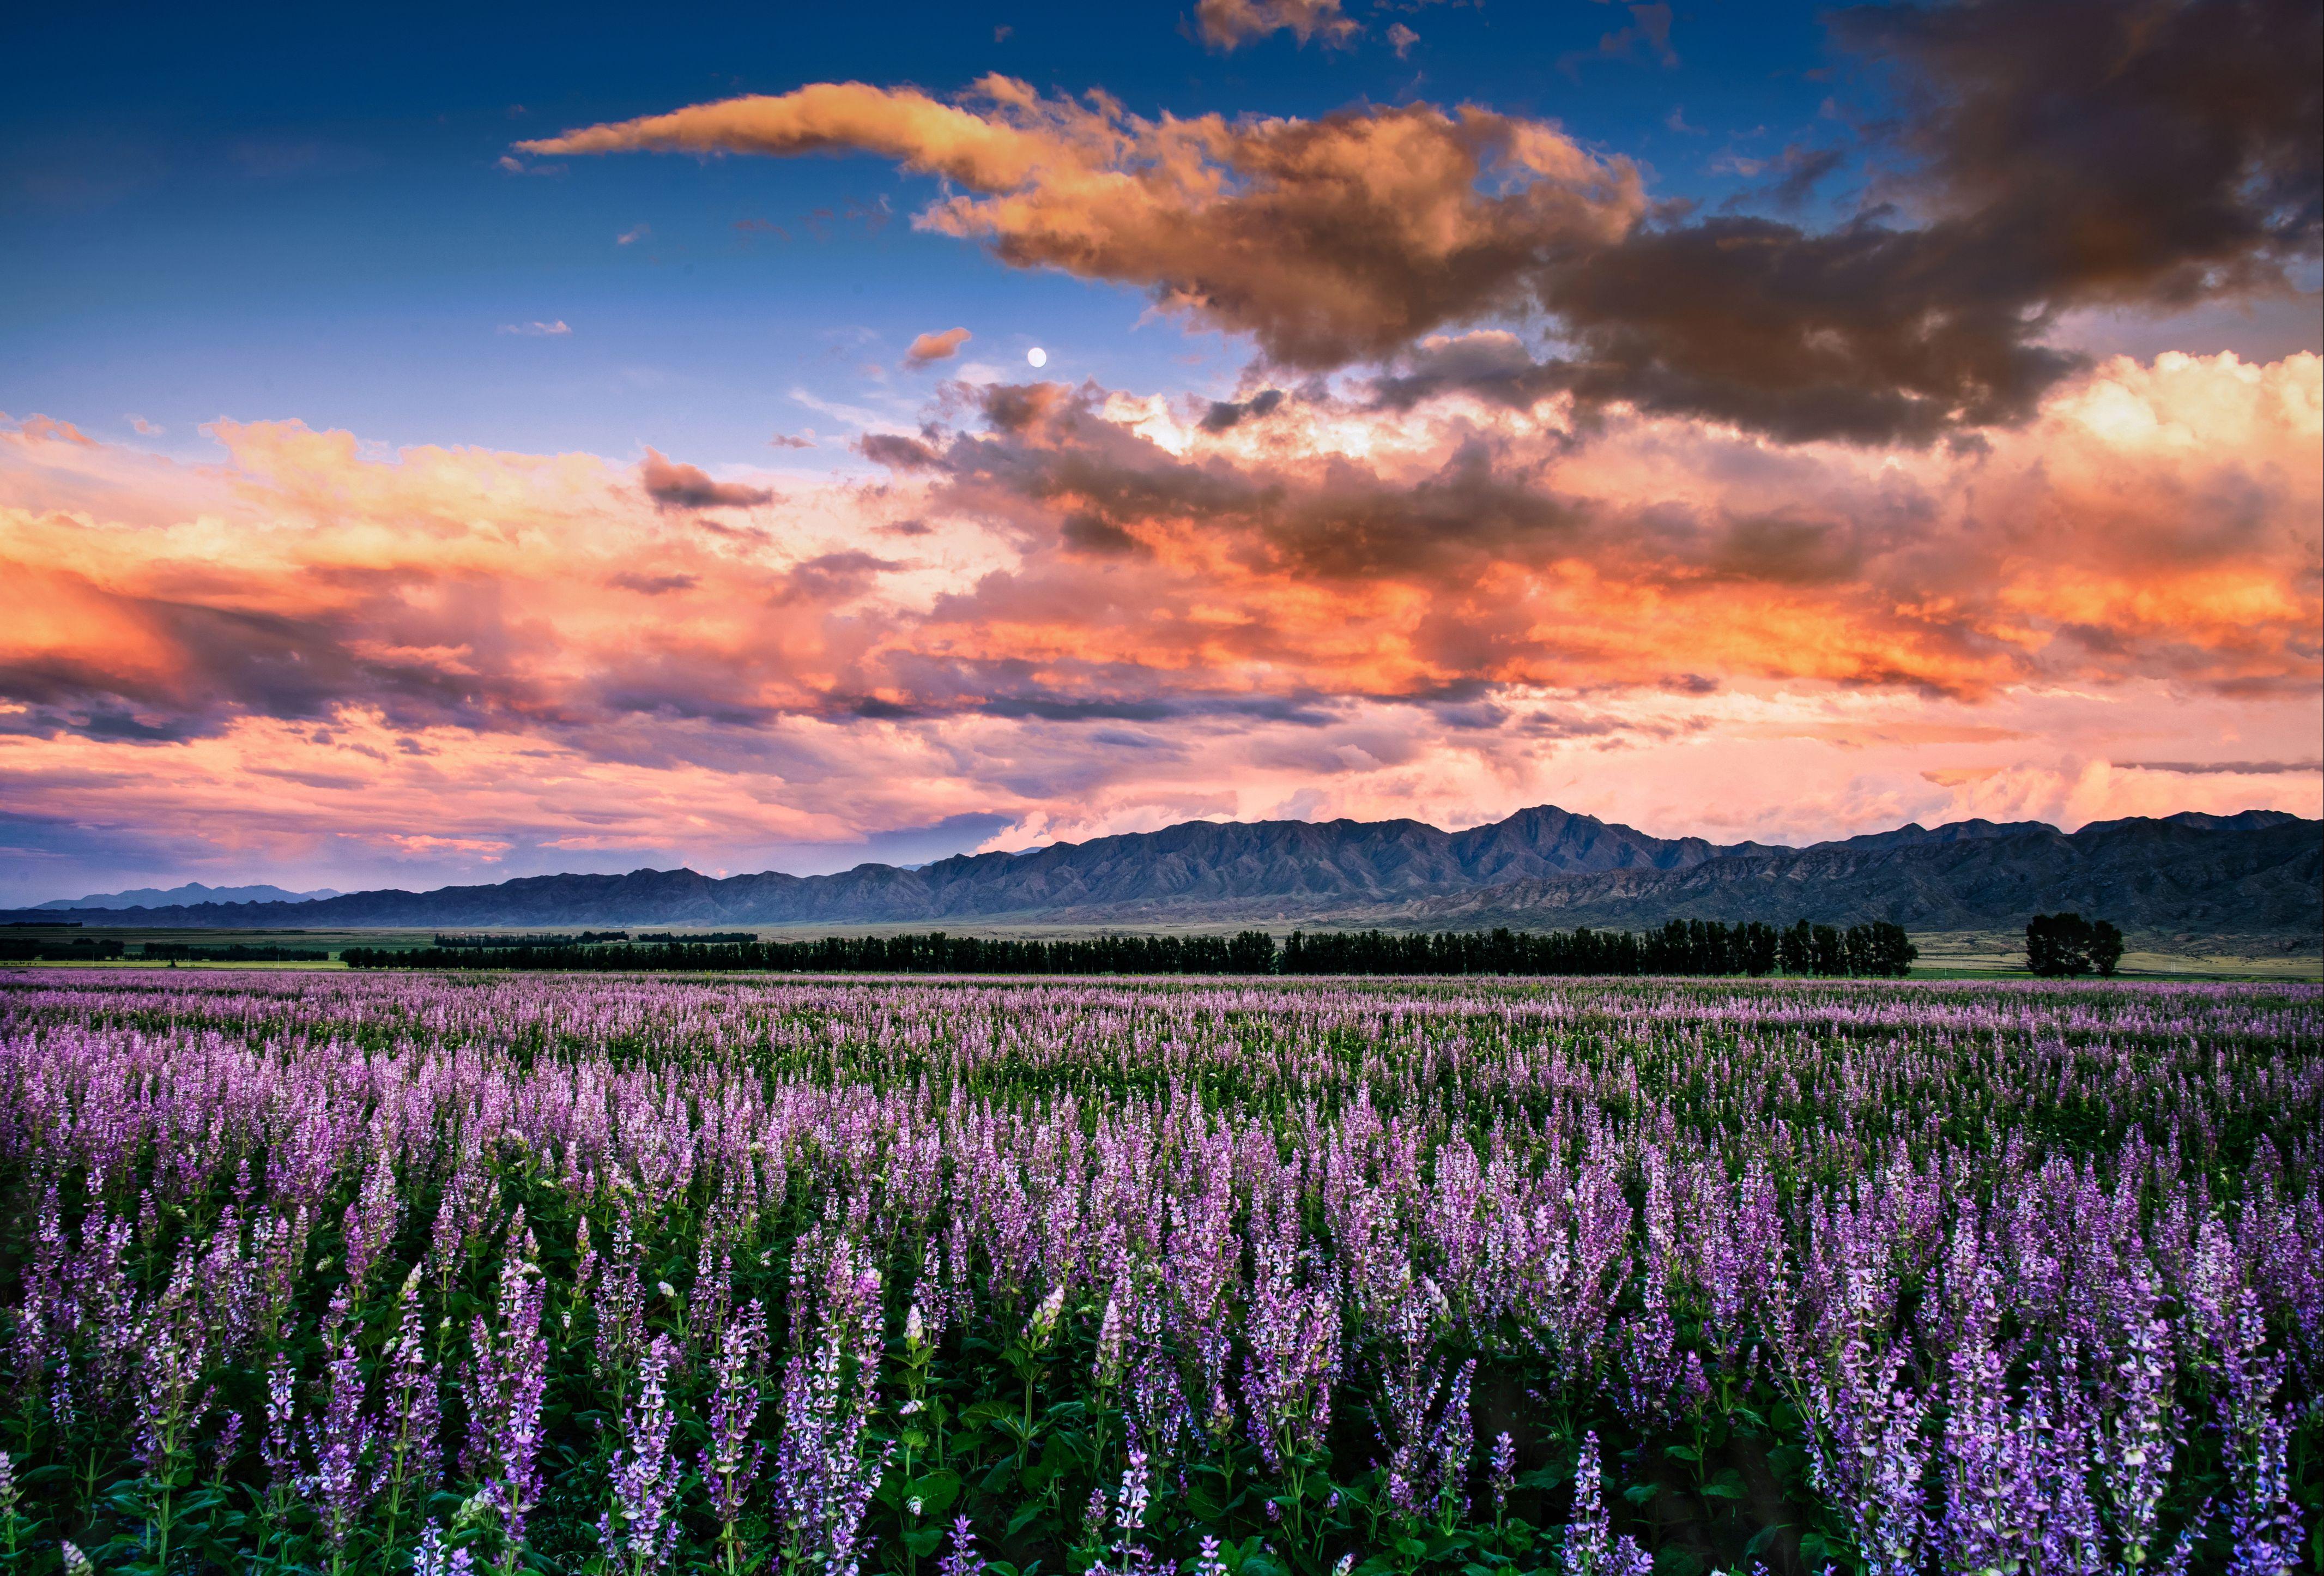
[858,433,945,469]
[1199,389,1286,433]
[638,449,775,510]
[1424,0,2323,443]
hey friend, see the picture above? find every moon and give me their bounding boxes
[1026,347,1048,368]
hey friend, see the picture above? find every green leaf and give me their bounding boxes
[1705,1468,1748,1501]
[1007,1499,1047,1538]
[911,1468,963,1518]
[1621,1481,1660,1506]
[904,1525,948,1557]
[1663,1443,1701,1463]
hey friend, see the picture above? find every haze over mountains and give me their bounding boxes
[34,881,343,911]
[10,806,2316,943]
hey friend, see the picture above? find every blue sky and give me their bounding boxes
[4,2,1868,463]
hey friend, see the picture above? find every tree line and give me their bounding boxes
[0,936,125,963]
[344,917,1918,977]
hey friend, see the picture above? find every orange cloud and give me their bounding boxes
[906,327,973,365]
[1195,0,1359,51]
[519,5,2318,443]
[521,78,1644,372]
[0,350,2315,890]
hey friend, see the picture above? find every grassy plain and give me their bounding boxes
[5,921,2317,980]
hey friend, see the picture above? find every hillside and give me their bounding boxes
[4,805,2313,941]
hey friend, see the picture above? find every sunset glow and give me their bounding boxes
[4,0,2317,901]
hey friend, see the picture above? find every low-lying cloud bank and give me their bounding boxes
[1,346,2316,893]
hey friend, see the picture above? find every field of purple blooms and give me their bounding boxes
[0,967,2316,1576]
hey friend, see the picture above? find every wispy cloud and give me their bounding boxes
[1195,0,1357,52]
[905,327,972,365]
[498,319,571,336]
[2121,760,2324,776]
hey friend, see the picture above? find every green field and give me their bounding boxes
[5,920,2319,980]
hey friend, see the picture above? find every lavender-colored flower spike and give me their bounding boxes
[600,1332,683,1574]
[1559,1433,1652,1576]
[465,1218,549,1573]
[415,1518,479,1576]
[940,1514,987,1576]
[304,1288,383,1566]
[705,1296,770,1574]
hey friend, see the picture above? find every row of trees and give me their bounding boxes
[0,936,124,962]
[1279,918,1918,977]
[345,917,1920,977]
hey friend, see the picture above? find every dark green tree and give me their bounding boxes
[2089,919,2125,977]
[2026,913,2125,977]
[1778,920,1813,976]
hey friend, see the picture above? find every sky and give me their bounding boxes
[2,0,2319,904]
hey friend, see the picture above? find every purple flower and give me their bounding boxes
[772,1240,894,1576]
[939,1515,987,1576]
[302,1289,383,1566]
[464,1217,548,1572]
[1558,1433,1651,1576]
[599,1333,682,1574]
[414,1518,477,1576]
[704,1296,770,1572]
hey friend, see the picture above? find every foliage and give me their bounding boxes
[2025,914,2128,979]
[344,920,1919,979]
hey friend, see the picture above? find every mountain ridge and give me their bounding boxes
[4,805,2313,939]
[35,881,344,911]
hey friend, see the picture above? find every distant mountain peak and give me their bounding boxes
[36,880,344,912]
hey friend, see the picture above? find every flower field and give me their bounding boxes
[0,968,2316,1576]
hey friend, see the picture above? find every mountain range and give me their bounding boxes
[34,881,343,911]
[5,805,2315,942]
